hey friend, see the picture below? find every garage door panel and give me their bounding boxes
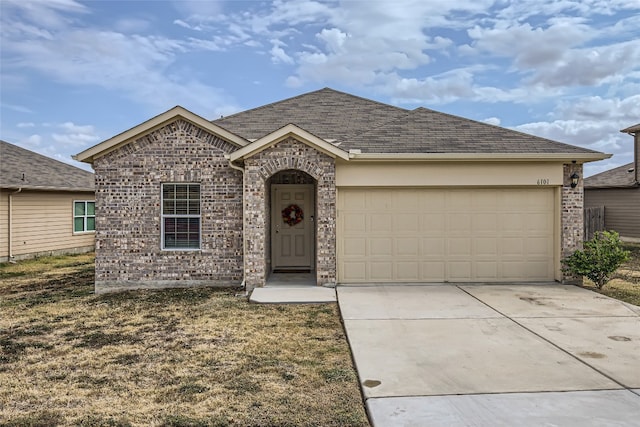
[341,262,366,281]
[502,238,524,255]
[343,238,366,256]
[476,262,498,279]
[396,237,419,256]
[473,214,498,232]
[395,214,419,232]
[448,238,472,256]
[526,237,552,256]
[343,213,366,232]
[421,214,445,233]
[448,213,472,233]
[370,238,393,256]
[370,262,393,281]
[474,238,498,256]
[422,262,445,279]
[396,262,420,280]
[422,238,445,256]
[369,214,392,232]
[338,188,555,283]
[342,191,366,209]
[367,191,392,209]
[448,262,472,280]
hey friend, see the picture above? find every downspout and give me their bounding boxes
[8,188,22,263]
[225,156,246,292]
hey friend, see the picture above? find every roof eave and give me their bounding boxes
[347,152,612,162]
[1,185,95,192]
[74,106,249,164]
[585,183,639,189]
[620,124,640,134]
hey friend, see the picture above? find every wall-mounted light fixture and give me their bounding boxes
[570,172,579,188]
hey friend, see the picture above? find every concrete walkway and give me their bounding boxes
[249,286,336,304]
[337,284,640,427]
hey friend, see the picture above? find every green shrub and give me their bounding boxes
[562,231,631,289]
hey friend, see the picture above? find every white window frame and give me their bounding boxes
[161,183,201,251]
[73,200,95,234]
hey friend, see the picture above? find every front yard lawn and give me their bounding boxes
[0,254,369,426]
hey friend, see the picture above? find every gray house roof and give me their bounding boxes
[0,140,94,191]
[213,88,408,142]
[584,163,637,188]
[340,107,598,154]
[213,88,603,156]
[621,123,640,133]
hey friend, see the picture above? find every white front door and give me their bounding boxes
[272,184,314,270]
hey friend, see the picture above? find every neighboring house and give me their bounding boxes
[584,124,640,240]
[74,88,609,293]
[0,140,95,262]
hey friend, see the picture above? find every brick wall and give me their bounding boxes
[92,119,243,293]
[561,162,584,283]
[243,137,337,289]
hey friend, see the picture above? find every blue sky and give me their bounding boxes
[1,0,639,176]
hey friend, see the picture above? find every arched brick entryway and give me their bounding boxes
[242,137,337,289]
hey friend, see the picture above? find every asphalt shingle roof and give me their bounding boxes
[212,88,601,156]
[213,88,409,141]
[0,140,94,191]
[340,107,600,154]
[621,123,640,133]
[584,162,637,188]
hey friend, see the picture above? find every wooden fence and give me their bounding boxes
[584,206,605,241]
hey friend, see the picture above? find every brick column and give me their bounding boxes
[561,163,584,283]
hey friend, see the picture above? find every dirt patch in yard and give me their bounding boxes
[0,254,368,426]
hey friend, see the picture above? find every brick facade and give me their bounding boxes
[561,162,584,283]
[92,119,243,293]
[243,137,337,290]
[90,118,586,291]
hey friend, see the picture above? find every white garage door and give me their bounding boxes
[337,188,555,283]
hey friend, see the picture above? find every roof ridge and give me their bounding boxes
[211,87,408,124]
[211,87,330,123]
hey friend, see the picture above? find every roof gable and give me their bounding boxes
[213,88,408,142]
[0,140,94,191]
[229,124,349,161]
[75,106,247,163]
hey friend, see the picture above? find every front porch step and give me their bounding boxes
[249,287,336,304]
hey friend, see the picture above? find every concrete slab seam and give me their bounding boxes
[455,285,632,392]
[335,290,376,427]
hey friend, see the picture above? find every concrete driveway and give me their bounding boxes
[337,284,640,426]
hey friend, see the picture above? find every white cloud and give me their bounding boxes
[17,122,35,128]
[114,18,152,34]
[513,94,640,176]
[0,2,239,116]
[270,39,294,64]
[483,117,501,125]
[23,134,42,148]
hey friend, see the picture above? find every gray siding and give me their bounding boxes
[584,188,640,239]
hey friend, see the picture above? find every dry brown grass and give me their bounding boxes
[582,242,640,307]
[0,254,368,427]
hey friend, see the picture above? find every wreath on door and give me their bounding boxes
[282,204,304,226]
